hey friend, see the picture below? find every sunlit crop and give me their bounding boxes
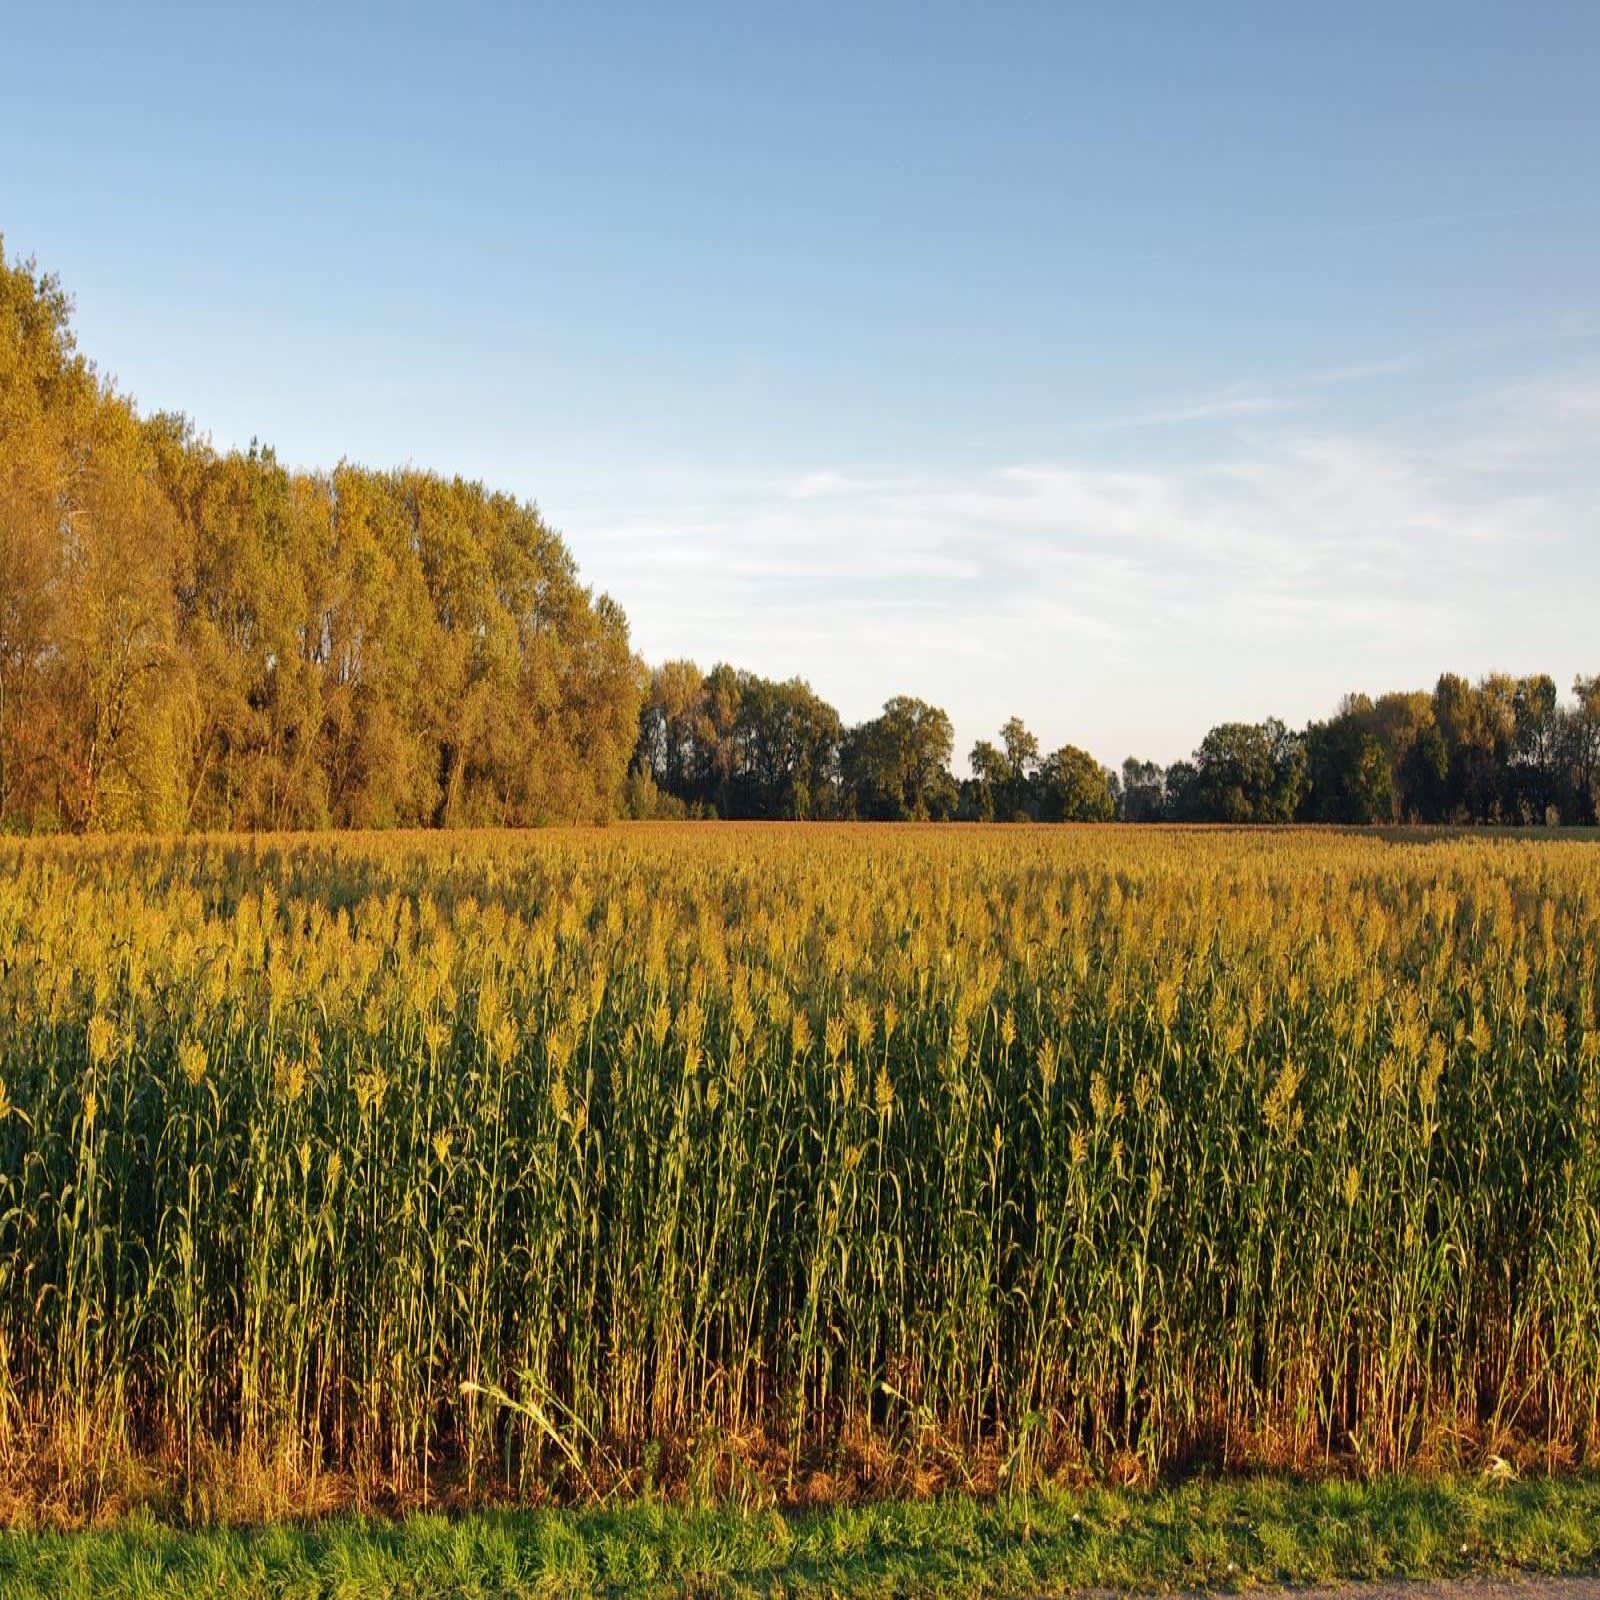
[0,824,1597,1515]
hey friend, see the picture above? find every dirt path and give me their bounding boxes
[1144,1579,1600,1600]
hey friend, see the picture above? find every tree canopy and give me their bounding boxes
[0,240,642,832]
[5,240,1597,834]
[631,670,1600,829]
[1119,672,1600,829]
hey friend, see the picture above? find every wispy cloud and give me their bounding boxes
[558,371,1600,764]
[1101,355,1419,432]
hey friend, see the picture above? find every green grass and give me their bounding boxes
[2,1476,1598,1598]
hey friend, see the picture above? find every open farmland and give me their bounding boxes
[0,825,1596,1521]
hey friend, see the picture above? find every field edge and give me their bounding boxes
[1,1474,1598,1598]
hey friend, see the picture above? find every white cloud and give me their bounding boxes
[555,372,1600,766]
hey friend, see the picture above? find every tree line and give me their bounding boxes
[0,243,641,831]
[630,662,1600,826]
[5,239,1597,834]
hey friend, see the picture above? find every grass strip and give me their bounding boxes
[1,1475,1598,1598]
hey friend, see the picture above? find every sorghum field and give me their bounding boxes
[0,824,1597,1522]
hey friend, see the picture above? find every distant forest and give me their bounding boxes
[630,663,1600,826]
[3,240,1597,833]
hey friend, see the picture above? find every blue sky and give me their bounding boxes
[6,1,1598,764]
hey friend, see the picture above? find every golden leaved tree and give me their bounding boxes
[0,237,642,833]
